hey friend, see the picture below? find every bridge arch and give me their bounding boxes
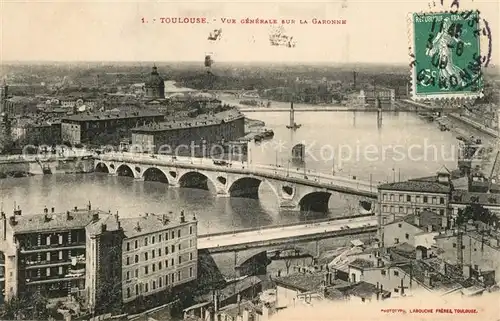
[142,167,169,184]
[95,162,109,173]
[228,176,280,200]
[298,191,332,213]
[178,171,217,191]
[116,164,135,178]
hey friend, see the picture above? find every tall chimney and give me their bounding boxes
[180,210,185,223]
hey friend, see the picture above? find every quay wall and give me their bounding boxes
[0,158,94,177]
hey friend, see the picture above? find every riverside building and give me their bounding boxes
[0,204,198,316]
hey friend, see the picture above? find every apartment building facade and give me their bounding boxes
[120,211,198,304]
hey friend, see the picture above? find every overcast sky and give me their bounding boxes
[0,0,498,64]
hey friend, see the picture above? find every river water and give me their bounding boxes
[0,94,493,234]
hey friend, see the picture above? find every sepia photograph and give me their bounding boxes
[0,0,499,320]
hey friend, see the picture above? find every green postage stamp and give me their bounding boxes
[409,11,484,100]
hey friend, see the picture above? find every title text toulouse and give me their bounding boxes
[158,17,347,25]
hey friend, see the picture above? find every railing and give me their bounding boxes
[20,242,86,253]
[199,213,375,238]
[98,152,377,196]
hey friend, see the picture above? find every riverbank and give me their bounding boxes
[448,113,499,139]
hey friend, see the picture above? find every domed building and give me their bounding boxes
[144,65,165,99]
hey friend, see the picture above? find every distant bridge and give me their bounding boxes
[94,152,377,212]
[197,215,377,253]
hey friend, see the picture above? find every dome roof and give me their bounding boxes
[145,66,165,87]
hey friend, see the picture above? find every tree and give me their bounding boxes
[456,203,499,227]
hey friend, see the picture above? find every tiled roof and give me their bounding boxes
[273,272,348,292]
[218,300,260,318]
[132,109,243,132]
[395,260,462,292]
[61,110,163,122]
[119,213,195,239]
[450,190,500,206]
[378,180,451,193]
[338,281,390,299]
[349,258,374,269]
[403,210,444,230]
[9,208,109,234]
[197,276,262,303]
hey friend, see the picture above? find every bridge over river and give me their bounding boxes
[94,152,377,213]
[197,214,377,253]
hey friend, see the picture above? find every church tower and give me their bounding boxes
[144,65,165,100]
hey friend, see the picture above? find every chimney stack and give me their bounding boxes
[88,201,92,211]
[74,206,78,211]
[44,206,48,214]
[13,206,22,216]
[51,207,55,213]
[180,210,185,223]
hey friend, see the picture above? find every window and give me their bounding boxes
[453,243,457,248]
[145,283,149,292]
[127,242,130,251]
[152,250,155,259]
[405,233,409,240]
[178,244,181,251]
[189,267,193,277]
[171,274,175,283]
[416,196,421,203]
[144,266,149,275]
[439,209,444,215]
[440,197,445,204]
[171,231,175,239]
[159,261,162,269]
[190,240,193,248]
[135,240,138,249]
[390,194,394,201]
[399,195,404,202]
[165,260,168,268]
[381,270,386,276]
[432,197,437,204]
[159,235,162,242]
[135,284,139,295]
[165,247,169,255]
[159,278,162,287]
[394,288,399,293]
[126,271,130,280]
[423,196,428,203]
[152,236,155,244]
[135,255,139,263]
[394,271,399,276]
[165,232,169,241]
[178,256,182,264]
[126,257,130,265]
[171,258,174,266]
[135,269,138,278]
[177,271,181,281]
[190,226,193,234]
[153,264,156,272]
[178,229,181,238]
[171,245,175,253]
[144,237,148,246]
[398,223,402,228]
[399,206,403,213]
[153,281,156,290]
[190,253,193,261]
[406,195,411,202]
[144,252,148,261]
[394,238,399,244]
[127,288,131,298]
[159,248,162,256]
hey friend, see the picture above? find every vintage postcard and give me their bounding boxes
[0,0,499,320]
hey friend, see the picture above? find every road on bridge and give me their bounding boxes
[96,152,376,197]
[197,216,377,250]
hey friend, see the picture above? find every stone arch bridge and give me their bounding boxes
[94,153,377,213]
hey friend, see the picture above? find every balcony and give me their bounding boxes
[26,271,86,285]
[25,259,72,269]
[20,242,86,253]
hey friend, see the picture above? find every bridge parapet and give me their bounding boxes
[94,152,377,212]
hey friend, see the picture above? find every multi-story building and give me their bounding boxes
[131,109,245,155]
[434,228,500,280]
[61,110,164,145]
[449,190,500,219]
[0,204,198,316]
[377,167,453,241]
[119,211,198,305]
[0,204,114,303]
[12,119,61,146]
